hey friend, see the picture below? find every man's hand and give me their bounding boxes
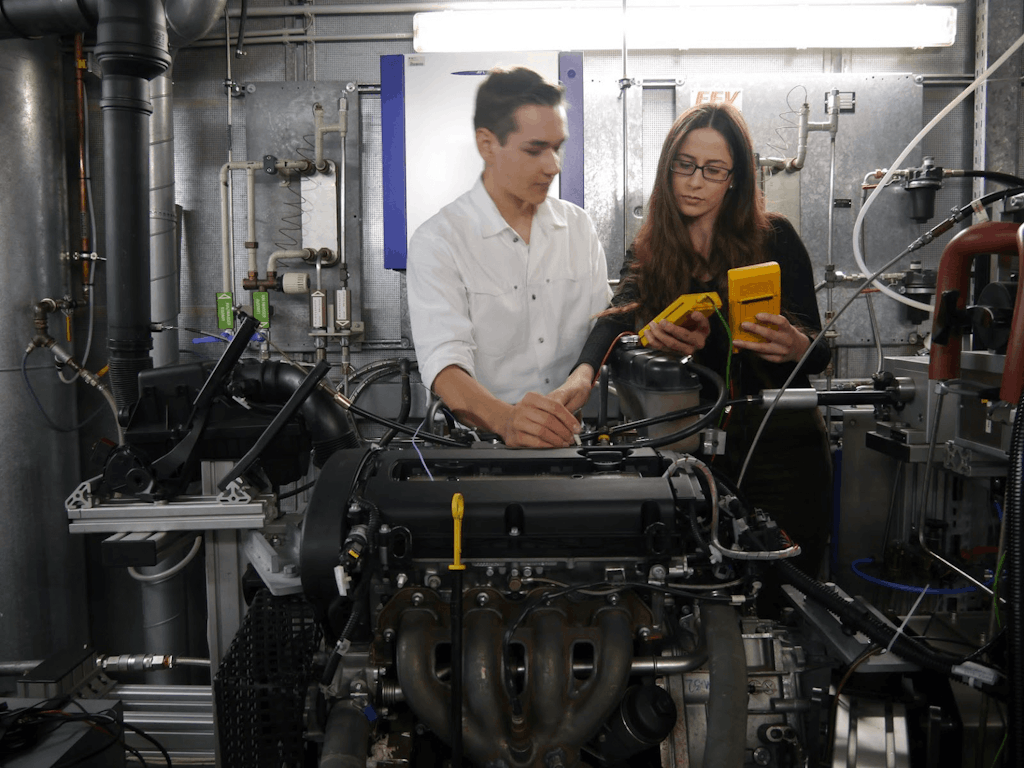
[732,312,810,363]
[500,391,580,448]
[548,364,595,415]
[642,311,711,356]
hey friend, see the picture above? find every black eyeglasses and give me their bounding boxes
[669,158,733,183]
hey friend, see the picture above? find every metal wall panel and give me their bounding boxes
[167,0,1008,383]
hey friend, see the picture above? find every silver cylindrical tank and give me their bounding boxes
[0,37,88,663]
[150,69,179,369]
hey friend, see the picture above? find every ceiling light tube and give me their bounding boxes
[414,5,957,52]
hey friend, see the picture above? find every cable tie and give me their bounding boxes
[885,582,929,654]
[970,198,990,222]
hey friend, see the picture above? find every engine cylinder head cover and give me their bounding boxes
[608,343,702,452]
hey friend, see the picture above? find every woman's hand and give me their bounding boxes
[642,311,711,356]
[732,312,810,363]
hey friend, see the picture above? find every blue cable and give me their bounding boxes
[850,558,988,595]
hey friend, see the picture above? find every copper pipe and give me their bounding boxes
[74,33,90,289]
[928,221,1019,382]
[1000,223,1024,405]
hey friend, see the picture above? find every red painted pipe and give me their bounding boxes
[1000,224,1024,404]
[929,221,1019,382]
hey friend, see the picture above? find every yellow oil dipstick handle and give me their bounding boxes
[450,492,466,571]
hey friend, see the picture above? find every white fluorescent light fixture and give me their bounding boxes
[414,5,957,52]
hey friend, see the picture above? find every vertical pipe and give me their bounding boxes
[95,0,171,409]
[0,36,88,664]
[150,69,179,368]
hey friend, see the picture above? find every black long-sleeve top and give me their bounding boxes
[575,216,831,396]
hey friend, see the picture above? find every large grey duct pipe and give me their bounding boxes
[152,0,227,369]
[95,0,171,410]
[0,36,88,667]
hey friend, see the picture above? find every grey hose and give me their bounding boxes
[701,604,747,768]
[320,700,370,768]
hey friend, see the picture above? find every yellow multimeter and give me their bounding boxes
[639,291,722,347]
[727,261,781,345]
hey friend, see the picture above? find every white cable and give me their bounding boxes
[852,29,1024,313]
[128,536,203,584]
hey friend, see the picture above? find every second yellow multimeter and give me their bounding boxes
[639,291,722,347]
[727,261,781,344]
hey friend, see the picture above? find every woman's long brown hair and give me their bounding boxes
[618,102,773,325]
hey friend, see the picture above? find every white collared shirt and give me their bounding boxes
[407,178,611,404]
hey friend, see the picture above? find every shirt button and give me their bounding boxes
[538,337,544,343]
[545,378,550,384]
[513,236,519,243]
[532,294,536,300]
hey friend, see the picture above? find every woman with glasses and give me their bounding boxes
[559,102,832,600]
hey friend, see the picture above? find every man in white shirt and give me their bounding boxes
[407,67,610,448]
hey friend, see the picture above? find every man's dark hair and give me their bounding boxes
[473,67,564,145]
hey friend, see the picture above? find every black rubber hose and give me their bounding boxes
[701,604,747,768]
[349,363,401,404]
[235,361,361,465]
[1005,385,1024,764]
[320,700,370,768]
[775,559,980,678]
[626,362,728,449]
[379,358,411,447]
[349,358,403,384]
[958,169,1024,188]
[234,0,248,58]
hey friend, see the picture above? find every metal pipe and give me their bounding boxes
[150,70,179,368]
[0,0,96,38]
[164,0,227,48]
[246,166,257,274]
[96,0,172,410]
[0,660,42,674]
[189,31,413,47]
[220,159,312,294]
[0,37,88,665]
[928,221,1018,382]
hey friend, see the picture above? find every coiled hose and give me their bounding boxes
[1006,386,1024,764]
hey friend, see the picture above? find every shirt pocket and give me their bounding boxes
[467,286,528,360]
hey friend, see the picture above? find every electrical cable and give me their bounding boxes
[738,238,935,488]
[827,645,884,766]
[590,362,727,451]
[20,348,110,433]
[850,557,987,595]
[127,536,203,584]
[279,478,316,500]
[741,184,1023,489]
[61,84,100,385]
[120,721,172,768]
[852,29,1024,311]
